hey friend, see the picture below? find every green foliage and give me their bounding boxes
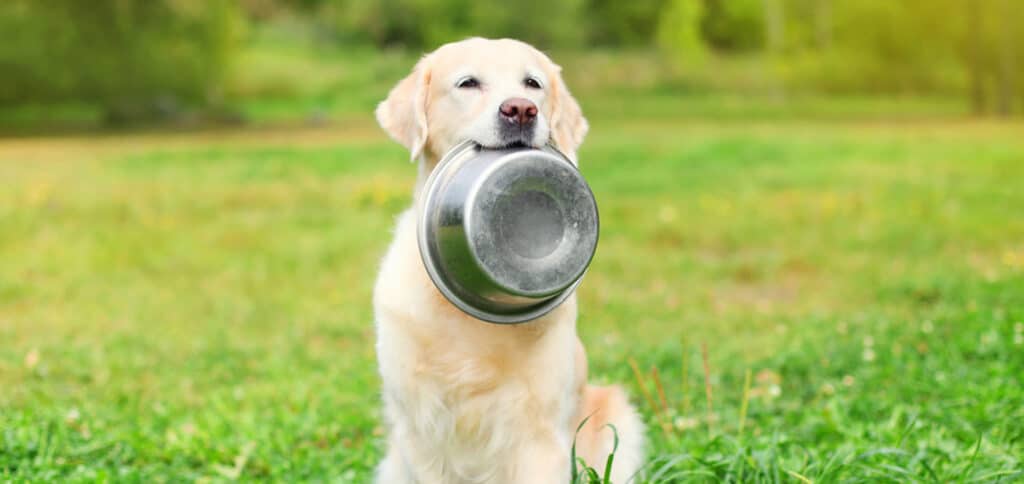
[958,0,1024,114]
[2,0,1024,125]
[206,0,1024,116]
[585,0,667,46]
[773,0,1023,109]
[657,0,709,70]
[321,0,584,49]
[821,0,961,92]
[700,0,764,52]
[0,0,241,122]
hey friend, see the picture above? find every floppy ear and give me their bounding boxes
[376,55,432,161]
[548,64,588,161]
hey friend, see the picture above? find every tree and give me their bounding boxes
[959,0,1021,115]
[700,0,764,52]
[657,0,708,70]
[0,0,241,123]
[761,0,784,53]
[994,0,1016,115]
[323,0,584,49]
[586,0,667,46]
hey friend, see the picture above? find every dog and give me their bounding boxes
[373,38,644,483]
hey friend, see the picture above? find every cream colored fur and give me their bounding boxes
[373,38,644,484]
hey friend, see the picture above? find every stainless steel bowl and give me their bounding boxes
[418,140,599,324]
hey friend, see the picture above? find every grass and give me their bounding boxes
[2,36,1023,481]
[2,112,1022,482]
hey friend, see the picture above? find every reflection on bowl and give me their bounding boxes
[418,141,599,324]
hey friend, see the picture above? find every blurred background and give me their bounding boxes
[2,0,1022,129]
[2,1,1023,481]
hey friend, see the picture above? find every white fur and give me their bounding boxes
[373,38,644,483]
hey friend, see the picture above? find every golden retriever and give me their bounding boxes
[373,37,644,483]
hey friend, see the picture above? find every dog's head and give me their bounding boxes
[376,37,587,166]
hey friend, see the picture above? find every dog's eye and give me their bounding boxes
[456,77,480,89]
[524,77,542,89]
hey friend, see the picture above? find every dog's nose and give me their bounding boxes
[499,98,538,127]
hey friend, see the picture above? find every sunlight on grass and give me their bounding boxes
[2,117,1023,481]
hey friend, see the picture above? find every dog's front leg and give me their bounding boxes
[375,431,451,484]
[375,445,415,484]
[509,437,572,484]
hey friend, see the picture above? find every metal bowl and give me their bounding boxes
[418,140,599,324]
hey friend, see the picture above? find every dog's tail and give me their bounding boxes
[573,384,645,483]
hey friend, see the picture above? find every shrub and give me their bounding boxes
[0,0,241,123]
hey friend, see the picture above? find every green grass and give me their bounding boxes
[2,111,1024,482]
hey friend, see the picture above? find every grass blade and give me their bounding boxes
[571,414,593,482]
[701,342,713,437]
[602,424,619,484]
[738,368,752,437]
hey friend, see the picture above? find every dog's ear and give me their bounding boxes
[548,64,588,161]
[376,55,433,161]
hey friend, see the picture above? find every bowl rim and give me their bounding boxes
[417,140,597,324]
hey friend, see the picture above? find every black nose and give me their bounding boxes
[499,98,538,127]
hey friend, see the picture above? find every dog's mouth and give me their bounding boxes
[472,139,536,150]
[499,140,530,149]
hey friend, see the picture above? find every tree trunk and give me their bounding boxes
[759,0,786,101]
[966,0,986,115]
[762,0,784,53]
[815,0,833,51]
[996,0,1015,116]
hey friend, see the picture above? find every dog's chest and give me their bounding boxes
[405,351,577,475]
[374,208,581,479]
[409,333,578,426]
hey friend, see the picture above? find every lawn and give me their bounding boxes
[2,105,1023,481]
